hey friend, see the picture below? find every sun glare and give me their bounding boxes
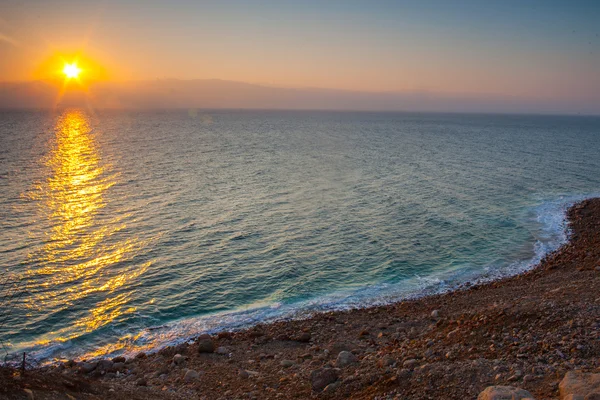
[63,62,81,79]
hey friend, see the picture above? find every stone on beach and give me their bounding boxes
[197,338,215,353]
[310,368,339,392]
[295,332,311,343]
[78,362,97,374]
[335,351,358,367]
[173,354,186,365]
[477,385,535,400]
[280,360,295,368]
[97,359,113,371]
[184,369,201,382]
[559,371,600,399]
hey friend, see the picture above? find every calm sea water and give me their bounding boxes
[1,109,599,361]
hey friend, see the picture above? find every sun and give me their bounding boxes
[63,62,81,79]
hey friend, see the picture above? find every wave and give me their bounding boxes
[23,193,596,363]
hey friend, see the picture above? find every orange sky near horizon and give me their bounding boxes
[0,1,599,106]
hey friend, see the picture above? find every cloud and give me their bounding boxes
[0,32,19,47]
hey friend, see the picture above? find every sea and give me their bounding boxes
[1,109,599,363]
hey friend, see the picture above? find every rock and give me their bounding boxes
[559,371,600,399]
[136,378,147,386]
[216,346,230,355]
[330,342,353,354]
[447,329,459,339]
[335,351,358,367]
[249,330,264,338]
[378,356,395,368]
[563,396,584,400]
[78,362,98,374]
[153,366,169,378]
[23,389,34,400]
[111,362,125,372]
[397,369,411,380]
[403,359,418,369]
[324,381,341,393]
[280,360,295,368]
[296,332,311,343]
[217,331,233,340]
[112,356,126,363]
[197,338,215,353]
[173,354,186,365]
[135,352,147,359]
[477,386,534,400]
[239,370,249,379]
[310,368,339,392]
[431,309,440,319]
[184,369,200,383]
[97,359,114,371]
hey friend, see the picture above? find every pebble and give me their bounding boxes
[335,351,358,367]
[197,338,215,353]
[403,359,418,369]
[97,359,114,371]
[173,354,186,365]
[79,362,98,374]
[184,369,200,383]
[296,332,311,343]
[280,360,295,368]
[310,368,339,392]
[136,378,147,386]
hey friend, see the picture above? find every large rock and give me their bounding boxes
[559,371,600,399]
[310,368,339,392]
[477,385,534,400]
[335,351,358,367]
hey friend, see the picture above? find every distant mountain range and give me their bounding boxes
[0,79,596,115]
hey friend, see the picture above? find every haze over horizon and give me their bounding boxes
[1,0,599,114]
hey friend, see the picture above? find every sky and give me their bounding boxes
[0,0,599,113]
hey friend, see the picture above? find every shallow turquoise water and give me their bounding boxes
[1,110,599,361]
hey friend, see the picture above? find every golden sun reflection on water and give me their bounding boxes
[24,110,151,350]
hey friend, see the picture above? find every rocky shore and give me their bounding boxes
[3,198,600,400]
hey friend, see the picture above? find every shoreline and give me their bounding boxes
[28,195,574,364]
[3,198,600,399]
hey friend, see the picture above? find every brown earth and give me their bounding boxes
[2,198,600,400]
